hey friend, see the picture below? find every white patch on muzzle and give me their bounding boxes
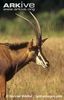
[36,51,48,68]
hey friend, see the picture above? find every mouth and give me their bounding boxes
[42,61,49,68]
[37,55,49,68]
[36,56,49,68]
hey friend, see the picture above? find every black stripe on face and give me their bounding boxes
[38,55,46,65]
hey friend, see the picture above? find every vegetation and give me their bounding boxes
[0,9,64,38]
[5,37,64,100]
[0,1,64,99]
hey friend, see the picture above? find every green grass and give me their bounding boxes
[0,9,64,38]
[37,9,64,35]
[0,10,64,100]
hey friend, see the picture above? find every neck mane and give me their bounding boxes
[0,42,28,50]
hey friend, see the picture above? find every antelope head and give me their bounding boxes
[16,12,49,68]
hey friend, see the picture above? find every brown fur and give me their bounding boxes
[0,12,48,98]
[0,41,35,97]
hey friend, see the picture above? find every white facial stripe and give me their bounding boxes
[36,51,48,68]
[38,51,47,65]
[36,56,42,65]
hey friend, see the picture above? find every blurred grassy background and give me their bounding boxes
[0,1,64,99]
[6,37,64,100]
[0,9,64,39]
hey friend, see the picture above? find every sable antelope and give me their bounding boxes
[0,12,49,98]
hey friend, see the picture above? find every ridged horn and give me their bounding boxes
[29,11,42,48]
[16,12,43,48]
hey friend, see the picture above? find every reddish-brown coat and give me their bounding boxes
[0,42,34,97]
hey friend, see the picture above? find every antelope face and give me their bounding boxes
[35,49,49,68]
[16,11,49,68]
[28,41,49,68]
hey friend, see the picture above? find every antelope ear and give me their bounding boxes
[28,39,33,50]
[42,37,48,43]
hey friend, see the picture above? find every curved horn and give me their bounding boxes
[29,12,42,48]
[29,12,41,34]
[15,13,37,34]
[16,12,42,48]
